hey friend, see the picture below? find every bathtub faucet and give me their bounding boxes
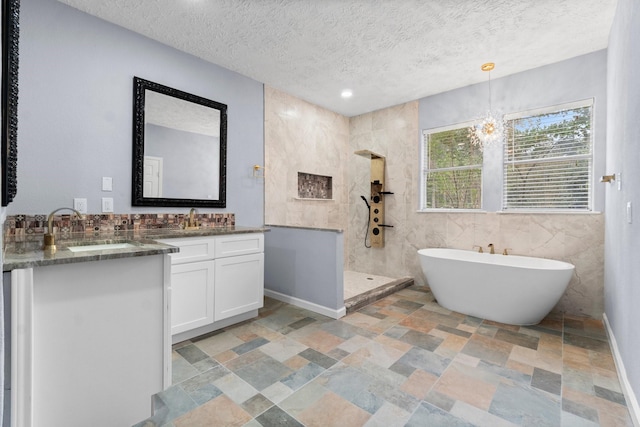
[488,243,495,254]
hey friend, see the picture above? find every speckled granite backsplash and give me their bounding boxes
[4,212,235,240]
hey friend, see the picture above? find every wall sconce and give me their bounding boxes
[252,165,265,178]
[600,174,616,183]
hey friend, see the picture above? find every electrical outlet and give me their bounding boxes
[73,198,88,214]
[102,197,114,213]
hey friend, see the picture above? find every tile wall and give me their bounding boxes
[297,172,333,200]
[4,212,235,241]
[264,86,349,231]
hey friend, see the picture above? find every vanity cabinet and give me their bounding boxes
[159,233,264,341]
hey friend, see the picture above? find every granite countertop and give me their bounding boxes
[3,226,268,271]
[142,225,268,240]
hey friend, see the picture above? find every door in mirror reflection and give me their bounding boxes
[143,156,163,198]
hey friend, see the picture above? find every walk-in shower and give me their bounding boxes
[344,150,410,313]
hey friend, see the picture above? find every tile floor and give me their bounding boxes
[135,286,633,427]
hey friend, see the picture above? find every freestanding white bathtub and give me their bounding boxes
[417,248,575,325]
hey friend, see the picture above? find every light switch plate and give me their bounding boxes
[73,198,88,214]
[102,177,113,192]
[102,197,114,213]
[618,172,622,191]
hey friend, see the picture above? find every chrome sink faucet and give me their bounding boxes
[44,207,83,252]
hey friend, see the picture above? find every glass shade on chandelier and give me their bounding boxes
[468,110,504,150]
[468,62,504,151]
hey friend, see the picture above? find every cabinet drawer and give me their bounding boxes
[214,233,264,258]
[156,237,216,264]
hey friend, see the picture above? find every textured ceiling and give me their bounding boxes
[57,0,617,117]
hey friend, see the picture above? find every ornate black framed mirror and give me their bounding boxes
[132,77,227,208]
[2,0,19,207]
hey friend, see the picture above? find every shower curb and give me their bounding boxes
[344,276,414,314]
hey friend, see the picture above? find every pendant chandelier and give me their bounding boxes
[468,62,504,150]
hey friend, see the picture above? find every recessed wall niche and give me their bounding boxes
[297,172,333,200]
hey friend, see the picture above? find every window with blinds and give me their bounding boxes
[503,100,593,211]
[421,126,482,209]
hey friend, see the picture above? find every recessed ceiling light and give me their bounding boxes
[341,89,353,98]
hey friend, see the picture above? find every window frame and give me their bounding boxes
[419,120,484,212]
[501,99,594,212]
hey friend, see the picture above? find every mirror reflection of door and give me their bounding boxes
[143,156,163,197]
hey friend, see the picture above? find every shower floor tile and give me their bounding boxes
[344,271,397,299]
[344,271,414,313]
[135,286,634,427]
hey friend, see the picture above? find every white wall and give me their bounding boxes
[10,0,264,225]
[605,0,640,414]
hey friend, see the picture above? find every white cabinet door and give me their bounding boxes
[171,260,215,334]
[214,253,264,321]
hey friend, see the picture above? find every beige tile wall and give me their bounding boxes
[264,89,605,318]
[264,86,350,231]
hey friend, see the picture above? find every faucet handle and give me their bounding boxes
[503,248,512,255]
[472,245,483,253]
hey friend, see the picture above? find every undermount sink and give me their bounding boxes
[66,242,137,253]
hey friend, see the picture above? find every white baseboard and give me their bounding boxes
[603,312,640,427]
[264,289,346,319]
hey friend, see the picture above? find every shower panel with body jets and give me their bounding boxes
[355,150,393,248]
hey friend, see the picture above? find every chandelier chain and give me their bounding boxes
[488,70,492,112]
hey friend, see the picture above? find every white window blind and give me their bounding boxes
[503,101,593,211]
[421,126,482,210]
